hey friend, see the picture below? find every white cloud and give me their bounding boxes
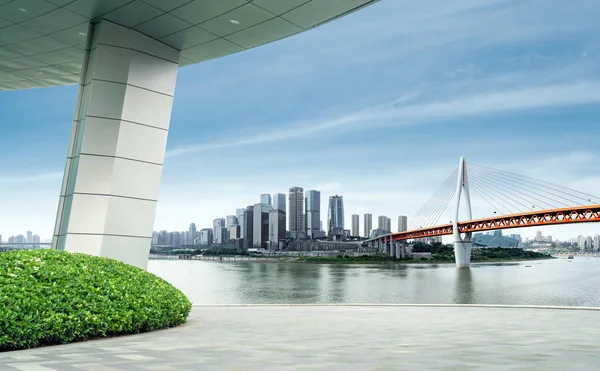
[4,0,600,243]
[0,172,62,184]
[167,81,600,157]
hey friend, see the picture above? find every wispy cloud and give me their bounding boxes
[0,172,63,185]
[4,0,600,241]
[165,91,421,157]
[167,81,600,157]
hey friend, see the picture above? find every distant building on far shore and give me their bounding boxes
[472,230,519,248]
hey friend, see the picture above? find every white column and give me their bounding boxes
[454,242,472,268]
[452,157,473,269]
[52,21,180,269]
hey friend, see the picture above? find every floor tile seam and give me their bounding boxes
[189,303,600,311]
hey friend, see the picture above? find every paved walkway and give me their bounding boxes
[1,305,599,370]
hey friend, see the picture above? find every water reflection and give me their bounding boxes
[453,269,474,304]
[234,262,323,303]
[324,265,348,302]
[148,258,600,307]
[377,263,409,278]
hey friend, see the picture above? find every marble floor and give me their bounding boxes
[1,305,599,370]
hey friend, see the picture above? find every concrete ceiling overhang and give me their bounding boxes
[0,0,378,91]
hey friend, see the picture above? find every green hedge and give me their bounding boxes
[0,249,192,351]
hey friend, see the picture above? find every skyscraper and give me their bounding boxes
[273,193,286,212]
[578,235,585,250]
[26,231,33,244]
[327,195,344,237]
[243,205,254,250]
[236,208,246,238]
[226,215,238,228]
[213,218,226,244]
[378,215,389,232]
[397,215,407,232]
[363,213,372,237]
[387,217,392,233]
[229,225,240,240]
[351,214,360,236]
[189,223,197,245]
[289,187,304,238]
[253,203,271,248]
[535,230,543,242]
[260,193,272,205]
[305,190,321,239]
[269,209,286,250]
[199,229,213,246]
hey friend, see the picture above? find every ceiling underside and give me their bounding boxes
[0,0,378,91]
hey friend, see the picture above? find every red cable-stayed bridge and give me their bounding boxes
[366,157,600,268]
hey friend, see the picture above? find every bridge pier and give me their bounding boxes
[454,241,472,269]
[452,156,473,269]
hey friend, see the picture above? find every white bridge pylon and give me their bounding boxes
[453,156,473,268]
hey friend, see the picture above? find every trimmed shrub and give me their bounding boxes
[0,249,192,351]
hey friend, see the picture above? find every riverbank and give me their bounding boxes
[150,251,553,264]
[297,248,553,264]
[296,255,554,264]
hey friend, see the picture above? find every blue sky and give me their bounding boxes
[2,0,600,241]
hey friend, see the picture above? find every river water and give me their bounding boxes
[148,257,600,307]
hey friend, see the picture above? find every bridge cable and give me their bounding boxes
[467,172,533,213]
[468,168,561,209]
[467,181,518,215]
[468,176,527,213]
[416,179,457,227]
[469,163,597,203]
[409,168,458,229]
[469,167,571,208]
[468,165,581,207]
[470,167,575,208]
[411,187,454,229]
[470,163,600,204]
[468,170,546,210]
[410,186,450,229]
[467,181,509,215]
[410,177,451,226]
[469,171,547,210]
[411,177,457,228]
[418,185,457,228]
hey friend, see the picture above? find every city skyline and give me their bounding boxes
[149,216,600,248]
[148,186,600,247]
[4,179,600,243]
[2,0,600,241]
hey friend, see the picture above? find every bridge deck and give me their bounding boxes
[371,204,600,242]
